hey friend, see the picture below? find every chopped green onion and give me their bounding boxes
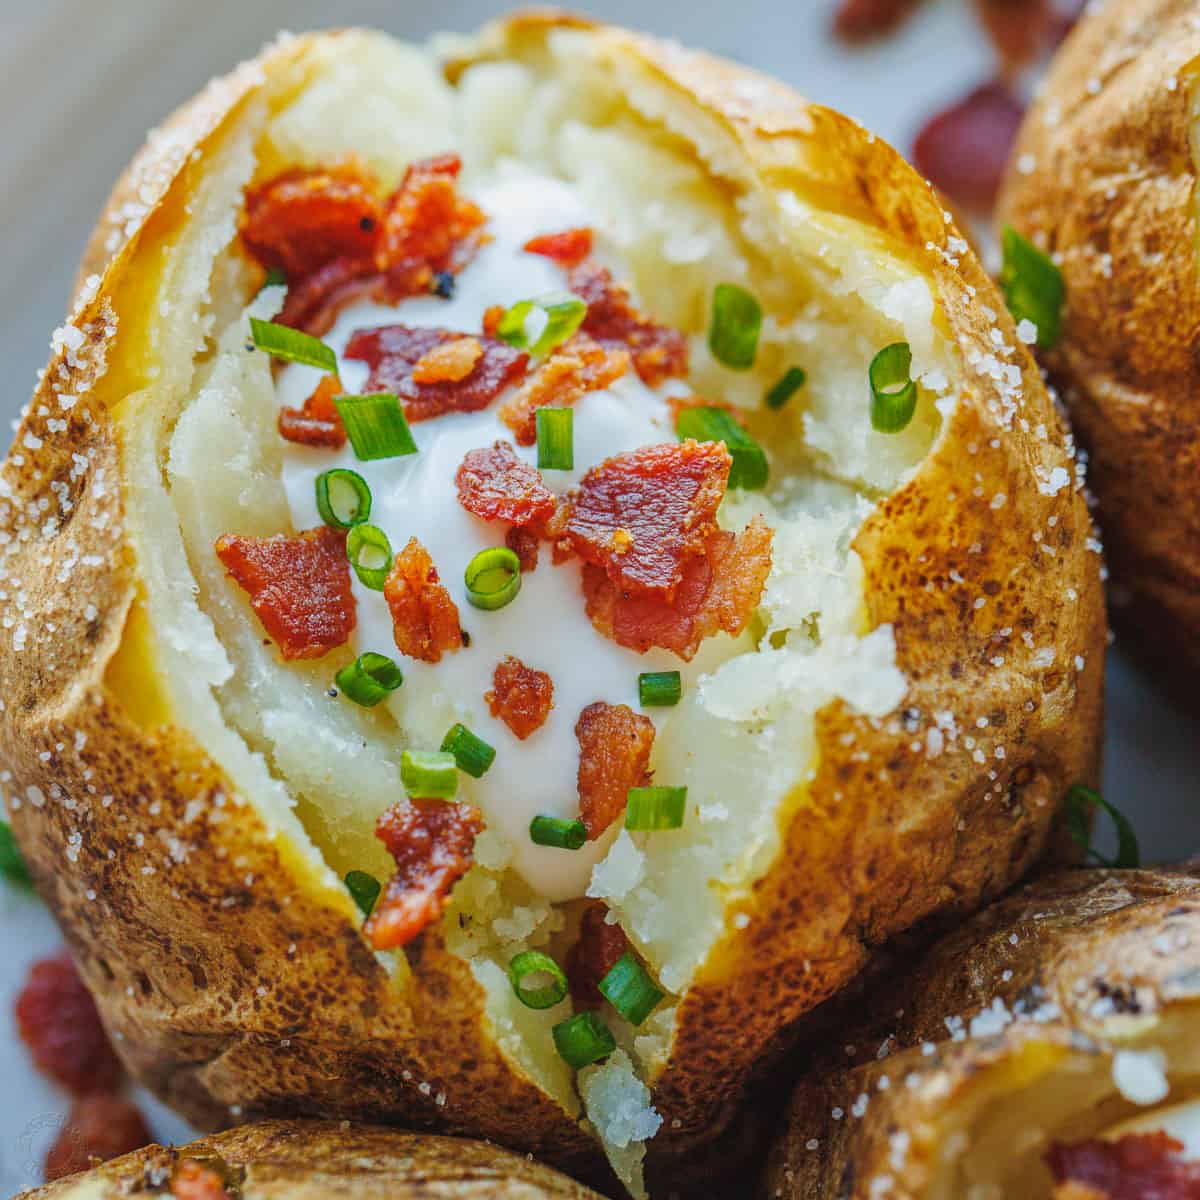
[529,815,588,850]
[599,951,664,1026]
[709,283,762,370]
[536,408,574,470]
[999,225,1065,350]
[248,317,337,372]
[638,671,681,707]
[346,523,393,591]
[315,469,372,529]
[1064,785,1140,869]
[626,786,687,832]
[441,723,496,779]
[765,366,807,410]
[508,950,569,1010]
[553,1011,616,1069]
[868,343,918,433]
[401,750,459,801]
[0,820,31,889]
[497,293,588,357]
[257,266,288,297]
[464,546,521,611]
[334,393,417,461]
[335,652,403,707]
[344,869,381,917]
[675,405,768,490]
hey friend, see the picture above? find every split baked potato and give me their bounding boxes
[0,12,1103,1196]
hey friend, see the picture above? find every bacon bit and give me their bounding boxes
[344,325,528,423]
[277,257,384,338]
[44,1093,152,1182]
[567,902,630,1008]
[277,373,346,449]
[506,526,540,573]
[411,336,483,384]
[575,701,655,839]
[456,441,557,526]
[584,516,773,661]
[485,655,555,740]
[482,305,505,338]
[1047,1131,1200,1198]
[215,527,355,660]
[524,228,594,268]
[568,262,688,386]
[975,0,1085,74]
[567,441,731,597]
[832,0,925,39]
[384,537,463,663]
[15,951,122,1095]
[499,334,629,447]
[666,394,737,424]
[172,1160,233,1200]
[366,799,484,950]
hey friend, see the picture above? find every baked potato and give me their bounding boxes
[765,867,1200,1198]
[997,0,1200,677]
[21,1119,600,1200]
[0,11,1103,1196]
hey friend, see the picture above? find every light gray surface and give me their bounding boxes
[0,0,1196,1193]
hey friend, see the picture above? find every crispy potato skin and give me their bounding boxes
[765,869,1200,1199]
[997,0,1200,677]
[20,1119,602,1199]
[0,10,1102,1174]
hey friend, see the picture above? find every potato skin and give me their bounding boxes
[997,0,1200,678]
[0,10,1102,1175]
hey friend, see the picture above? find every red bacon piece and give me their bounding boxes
[568,262,688,386]
[172,1160,234,1200]
[215,526,355,660]
[366,799,484,950]
[567,902,630,1009]
[277,373,346,449]
[1046,1131,1200,1198]
[44,1093,152,1182]
[506,526,540,573]
[832,0,925,39]
[486,655,555,740]
[344,325,529,423]
[566,440,732,597]
[524,228,594,268]
[276,257,384,339]
[975,0,1085,74]
[384,537,463,664]
[584,516,774,661]
[575,701,656,840]
[456,442,557,526]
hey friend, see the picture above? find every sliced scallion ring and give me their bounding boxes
[868,343,918,433]
[335,652,403,708]
[334,393,417,461]
[344,869,381,917]
[248,317,337,372]
[440,723,496,779]
[625,786,687,832]
[315,469,372,529]
[552,1011,616,1069]
[638,671,681,707]
[536,407,574,470]
[496,293,588,357]
[1064,785,1140,869]
[598,950,664,1026]
[765,366,807,410]
[508,950,569,1010]
[999,225,1065,350]
[675,405,768,490]
[464,546,521,611]
[346,523,393,591]
[401,749,459,801]
[529,815,588,850]
[0,820,31,889]
[709,283,762,370]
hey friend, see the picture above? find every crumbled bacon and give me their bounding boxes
[482,305,505,338]
[832,0,925,39]
[975,0,1085,73]
[366,799,484,950]
[567,902,630,1009]
[506,526,540,573]
[384,537,463,663]
[215,526,355,660]
[498,334,629,446]
[172,1160,234,1200]
[568,262,688,386]
[277,258,385,338]
[15,951,122,1095]
[1046,1131,1200,1198]
[575,701,655,839]
[524,228,594,268]
[344,325,528,423]
[566,441,731,597]
[584,516,773,661]
[44,1093,152,1182]
[277,373,346,449]
[411,336,483,384]
[456,442,557,526]
[486,656,555,740]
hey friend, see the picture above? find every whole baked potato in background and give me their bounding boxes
[0,10,1103,1197]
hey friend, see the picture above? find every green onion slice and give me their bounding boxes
[315,469,372,529]
[999,225,1065,350]
[464,546,522,611]
[0,820,31,889]
[868,343,918,434]
[529,815,588,850]
[335,652,403,708]
[401,749,459,801]
[599,950,664,1026]
[441,723,496,779]
[709,283,762,370]
[1064,785,1140,869]
[249,317,337,372]
[765,366,807,410]
[334,393,417,461]
[344,869,381,917]
[675,405,768,490]
[553,1011,616,1069]
[536,407,574,471]
[638,671,682,707]
[497,293,588,357]
[508,950,570,1010]
[626,786,687,832]
[258,266,288,297]
[346,523,393,591]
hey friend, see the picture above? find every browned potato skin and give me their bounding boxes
[764,868,1200,1199]
[0,11,1103,1174]
[20,1120,602,1200]
[997,0,1200,678]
